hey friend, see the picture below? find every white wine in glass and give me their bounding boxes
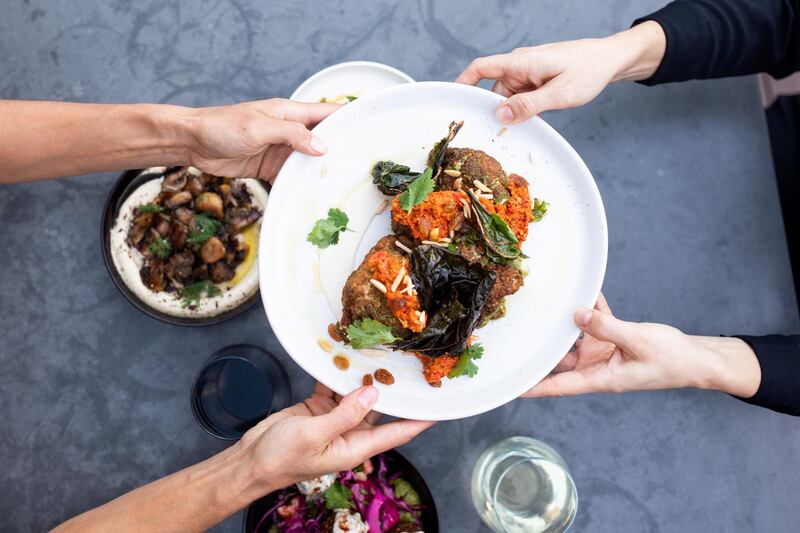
[471,436,578,532]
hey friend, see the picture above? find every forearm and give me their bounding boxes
[52,442,275,533]
[607,21,667,83]
[632,0,800,85]
[0,100,195,183]
[689,336,761,398]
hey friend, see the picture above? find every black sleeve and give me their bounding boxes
[733,335,800,416]
[633,0,800,85]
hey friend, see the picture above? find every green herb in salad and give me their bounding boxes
[307,208,350,248]
[179,280,221,308]
[148,237,172,259]
[137,202,164,214]
[391,478,421,506]
[532,198,549,222]
[322,481,353,510]
[186,213,223,246]
[467,189,521,262]
[345,318,400,349]
[448,343,484,379]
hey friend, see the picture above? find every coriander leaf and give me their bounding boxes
[346,95,358,102]
[346,318,400,349]
[398,167,434,212]
[137,203,164,214]
[391,478,421,506]
[399,512,415,523]
[179,280,221,308]
[148,237,172,259]
[187,213,223,246]
[307,208,350,248]
[323,481,353,510]
[532,198,550,222]
[448,343,484,379]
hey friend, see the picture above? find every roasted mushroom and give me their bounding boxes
[200,237,226,264]
[228,207,262,232]
[173,207,194,225]
[168,221,189,249]
[187,176,205,196]
[195,192,224,220]
[210,262,235,283]
[165,191,192,209]
[161,168,188,192]
[166,250,195,281]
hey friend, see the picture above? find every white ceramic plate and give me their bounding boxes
[290,61,414,103]
[261,82,607,420]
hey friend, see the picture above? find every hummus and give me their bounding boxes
[109,167,268,318]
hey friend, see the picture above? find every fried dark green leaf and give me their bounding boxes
[467,189,521,262]
[371,161,421,196]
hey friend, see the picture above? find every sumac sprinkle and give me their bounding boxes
[362,374,374,386]
[333,355,349,371]
[328,323,343,342]
[374,368,395,385]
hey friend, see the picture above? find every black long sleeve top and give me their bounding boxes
[633,1,800,415]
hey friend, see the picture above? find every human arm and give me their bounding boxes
[0,98,336,184]
[52,384,433,533]
[456,0,800,123]
[524,294,800,417]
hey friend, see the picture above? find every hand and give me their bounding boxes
[456,21,666,124]
[186,98,339,182]
[524,294,761,398]
[237,384,434,492]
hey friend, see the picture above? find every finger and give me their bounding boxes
[496,83,560,124]
[455,54,514,85]
[551,351,579,373]
[341,419,436,460]
[523,370,605,397]
[308,386,378,441]
[574,307,638,351]
[269,120,328,156]
[595,292,611,314]
[313,382,335,398]
[364,410,383,426]
[266,100,341,127]
[258,144,292,182]
[491,80,514,98]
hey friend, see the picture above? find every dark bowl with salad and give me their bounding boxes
[243,450,438,533]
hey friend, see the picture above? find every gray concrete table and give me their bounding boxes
[2,1,799,531]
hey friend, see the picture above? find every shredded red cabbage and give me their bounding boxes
[255,454,424,532]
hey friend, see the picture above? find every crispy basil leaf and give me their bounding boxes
[428,120,464,179]
[395,245,495,356]
[371,161,421,195]
[467,189,521,262]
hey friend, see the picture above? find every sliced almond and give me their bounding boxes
[444,169,461,177]
[474,180,492,193]
[369,279,388,294]
[390,267,406,292]
[454,177,463,190]
[394,240,413,254]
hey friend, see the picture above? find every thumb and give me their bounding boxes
[271,120,328,156]
[574,307,638,350]
[496,85,560,124]
[310,386,378,441]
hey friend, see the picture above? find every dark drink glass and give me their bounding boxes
[191,344,291,440]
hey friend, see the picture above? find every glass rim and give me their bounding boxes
[490,455,579,533]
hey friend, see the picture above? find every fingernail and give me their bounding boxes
[357,386,378,408]
[309,135,327,155]
[575,308,592,327]
[497,105,514,124]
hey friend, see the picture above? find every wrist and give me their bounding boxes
[689,336,761,397]
[230,438,283,501]
[606,20,666,83]
[146,103,197,167]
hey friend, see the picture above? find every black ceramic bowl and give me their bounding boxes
[242,450,439,533]
[101,167,268,326]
